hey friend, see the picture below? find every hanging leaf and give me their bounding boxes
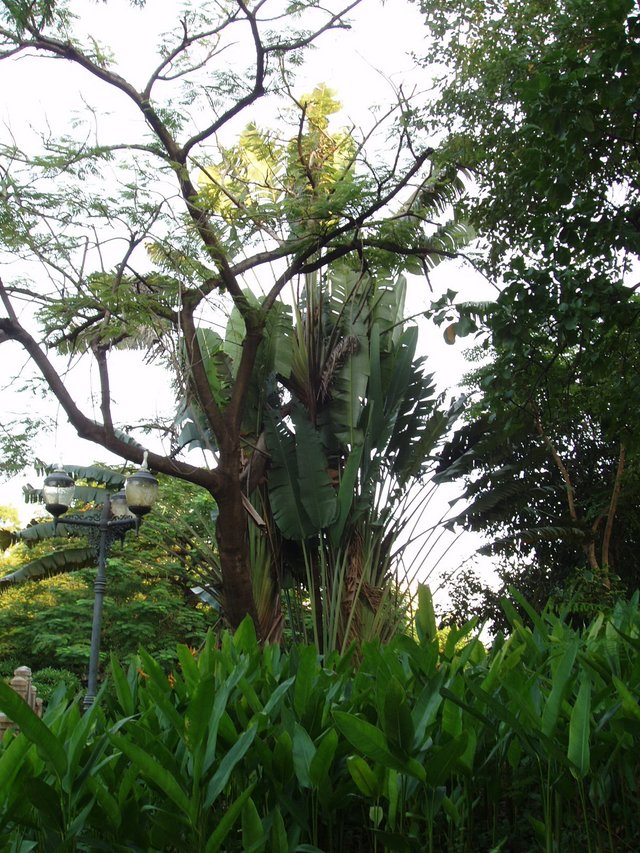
[0,547,96,588]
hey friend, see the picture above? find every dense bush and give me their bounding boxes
[0,588,639,851]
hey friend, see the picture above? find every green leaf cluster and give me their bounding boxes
[1,590,640,850]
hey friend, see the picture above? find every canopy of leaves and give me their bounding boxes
[417,0,640,278]
[419,0,640,448]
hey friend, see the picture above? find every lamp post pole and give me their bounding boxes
[86,497,112,710]
[43,456,158,711]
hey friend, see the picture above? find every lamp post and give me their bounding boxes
[43,454,159,711]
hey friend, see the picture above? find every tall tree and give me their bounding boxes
[0,1,466,635]
[415,0,640,611]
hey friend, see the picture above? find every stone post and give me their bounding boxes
[0,666,43,738]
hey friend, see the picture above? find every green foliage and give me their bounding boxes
[417,0,640,279]
[434,329,640,629]
[0,589,639,851]
[30,668,80,703]
[0,419,47,481]
[419,0,640,619]
[0,556,213,678]
[0,0,478,636]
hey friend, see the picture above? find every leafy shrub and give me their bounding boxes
[0,587,639,851]
[31,668,81,704]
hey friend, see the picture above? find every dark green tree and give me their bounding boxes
[415,0,640,621]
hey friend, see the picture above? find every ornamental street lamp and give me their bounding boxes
[43,453,159,711]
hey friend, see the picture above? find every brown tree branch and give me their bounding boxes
[178,304,227,443]
[534,411,600,571]
[93,345,113,435]
[534,413,578,521]
[180,0,265,158]
[0,308,221,493]
[601,442,626,580]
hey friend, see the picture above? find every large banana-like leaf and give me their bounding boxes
[1,514,101,547]
[196,327,234,407]
[371,275,407,347]
[33,463,127,488]
[174,401,217,453]
[265,406,338,540]
[328,317,370,446]
[291,405,338,531]
[328,443,364,549]
[0,547,96,588]
[264,410,314,541]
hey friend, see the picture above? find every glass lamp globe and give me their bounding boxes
[110,490,134,519]
[42,469,75,518]
[125,457,159,517]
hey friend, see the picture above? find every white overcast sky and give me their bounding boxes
[0,0,495,600]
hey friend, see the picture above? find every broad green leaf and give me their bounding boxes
[203,660,249,775]
[205,783,256,853]
[613,676,640,721]
[441,676,463,739]
[272,730,294,784]
[205,725,258,807]
[309,728,338,785]
[269,807,289,853]
[333,711,425,781]
[0,547,96,586]
[264,410,313,540]
[346,755,380,798]
[292,722,316,788]
[261,676,295,719]
[177,643,200,689]
[109,655,134,718]
[423,733,468,785]
[568,674,591,778]
[233,615,258,652]
[541,637,578,737]
[382,678,414,754]
[328,443,363,548]
[291,404,338,530]
[415,584,437,643]
[412,671,445,747]
[185,674,216,750]
[0,732,34,798]
[242,796,266,853]
[0,680,67,777]
[109,732,191,819]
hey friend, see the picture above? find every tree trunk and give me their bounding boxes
[214,452,262,637]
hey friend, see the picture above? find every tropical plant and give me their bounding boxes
[415,0,640,282]
[1,587,639,851]
[414,0,640,620]
[430,296,640,629]
[177,263,461,650]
